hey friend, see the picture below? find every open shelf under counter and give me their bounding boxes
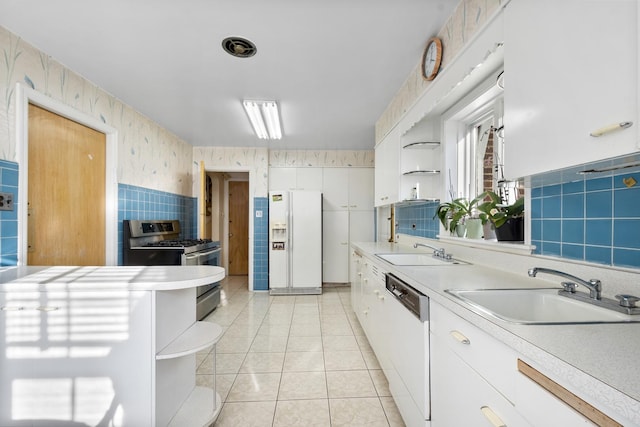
[402,141,440,149]
[168,387,222,427]
[156,321,223,360]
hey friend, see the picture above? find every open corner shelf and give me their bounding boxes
[168,388,222,427]
[156,321,223,360]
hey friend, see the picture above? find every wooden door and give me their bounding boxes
[228,181,248,275]
[27,104,106,265]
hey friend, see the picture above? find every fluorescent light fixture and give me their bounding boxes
[242,100,282,140]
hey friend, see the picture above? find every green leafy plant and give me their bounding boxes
[435,193,490,233]
[477,191,525,228]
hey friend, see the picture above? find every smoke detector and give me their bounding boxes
[222,37,257,58]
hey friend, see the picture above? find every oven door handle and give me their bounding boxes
[184,253,199,260]
[197,249,220,257]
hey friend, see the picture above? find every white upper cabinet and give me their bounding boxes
[269,167,323,191]
[348,168,374,210]
[374,126,401,207]
[503,0,638,179]
[322,168,349,210]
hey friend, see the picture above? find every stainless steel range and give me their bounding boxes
[123,219,221,319]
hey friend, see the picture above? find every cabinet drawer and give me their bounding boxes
[431,333,530,427]
[431,302,517,401]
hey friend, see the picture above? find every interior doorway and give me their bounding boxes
[203,171,250,277]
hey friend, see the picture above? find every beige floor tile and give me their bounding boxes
[326,370,377,398]
[355,335,373,352]
[273,399,331,427]
[324,350,367,371]
[216,335,254,353]
[322,335,359,351]
[380,396,406,427]
[217,374,237,402]
[369,370,392,397]
[250,334,289,352]
[278,371,328,400]
[289,322,322,336]
[196,353,215,374]
[286,335,323,352]
[215,352,246,374]
[214,401,276,427]
[361,350,382,370]
[257,323,291,337]
[329,397,389,427]
[240,352,286,373]
[226,373,282,402]
[282,351,325,372]
[321,323,355,336]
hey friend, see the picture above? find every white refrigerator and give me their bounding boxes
[268,190,323,295]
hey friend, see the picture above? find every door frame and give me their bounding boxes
[200,167,254,290]
[15,83,118,265]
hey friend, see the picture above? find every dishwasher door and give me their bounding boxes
[386,274,430,426]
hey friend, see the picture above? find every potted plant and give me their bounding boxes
[435,193,488,239]
[478,191,525,241]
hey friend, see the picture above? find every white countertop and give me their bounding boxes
[353,241,640,424]
[0,265,225,291]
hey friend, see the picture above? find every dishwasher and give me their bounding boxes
[385,273,430,427]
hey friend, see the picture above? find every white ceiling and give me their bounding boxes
[1,0,457,150]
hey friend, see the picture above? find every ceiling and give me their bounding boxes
[1,0,457,150]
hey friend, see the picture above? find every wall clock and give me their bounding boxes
[421,37,443,81]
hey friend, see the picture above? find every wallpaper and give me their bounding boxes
[269,150,374,168]
[375,0,504,142]
[0,26,193,196]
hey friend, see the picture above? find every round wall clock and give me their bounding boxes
[421,37,443,81]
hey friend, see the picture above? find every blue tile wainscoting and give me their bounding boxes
[118,183,197,265]
[0,160,19,266]
[531,170,640,269]
[253,197,269,291]
[396,201,440,239]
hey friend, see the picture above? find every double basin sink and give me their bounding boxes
[376,252,638,324]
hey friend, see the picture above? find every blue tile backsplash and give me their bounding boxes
[118,183,197,265]
[531,171,640,269]
[395,201,440,239]
[253,197,269,291]
[0,160,18,266]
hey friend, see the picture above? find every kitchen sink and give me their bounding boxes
[376,253,467,266]
[446,288,639,324]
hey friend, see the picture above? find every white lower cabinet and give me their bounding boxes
[515,366,596,426]
[430,301,614,427]
[323,210,350,283]
[431,332,529,427]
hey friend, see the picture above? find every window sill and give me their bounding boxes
[437,235,536,256]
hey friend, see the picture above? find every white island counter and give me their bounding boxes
[0,265,225,427]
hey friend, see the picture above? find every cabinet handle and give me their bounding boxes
[358,273,362,277]
[450,330,470,345]
[589,121,633,137]
[37,306,60,312]
[378,295,385,301]
[1,306,25,311]
[480,406,506,427]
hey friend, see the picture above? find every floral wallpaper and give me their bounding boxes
[269,150,374,168]
[376,0,504,143]
[0,26,193,196]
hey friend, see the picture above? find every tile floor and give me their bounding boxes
[198,276,405,427]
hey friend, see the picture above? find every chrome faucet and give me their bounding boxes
[528,267,602,300]
[414,242,447,259]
